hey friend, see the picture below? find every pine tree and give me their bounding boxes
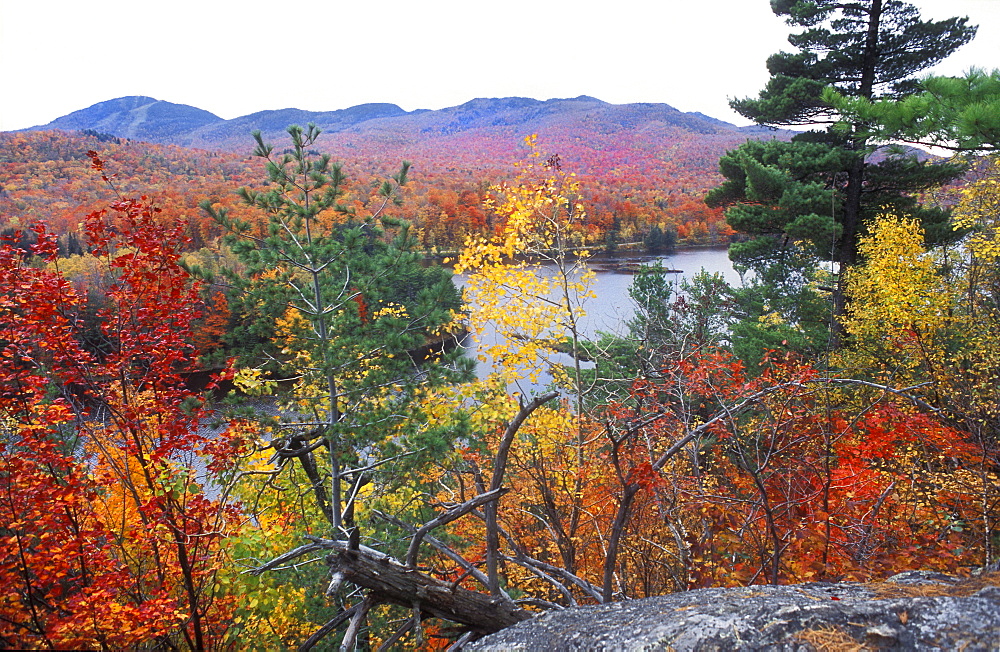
[828,68,1000,153]
[203,125,471,538]
[707,0,976,342]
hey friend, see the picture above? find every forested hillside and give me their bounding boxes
[6,95,788,251]
[3,1,1000,650]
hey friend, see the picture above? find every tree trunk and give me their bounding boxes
[832,0,884,344]
[330,542,532,634]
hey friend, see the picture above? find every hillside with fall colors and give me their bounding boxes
[4,95,790,251]
[5,0,1000,648]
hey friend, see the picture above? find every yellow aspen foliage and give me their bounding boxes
[213,422,331,648]
[839,187,1000,418]
[946,156,1000,431]
[952,157,1000,261]
[232,367,277,396]
[455,135,595,388]
[834,200,999,568]
[434,141,617,600]
[837,213,960,383]
[845,213,956,340]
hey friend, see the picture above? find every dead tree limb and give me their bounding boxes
[253,536,532,635]
[375,617,415,652]
[248,391,562,645]
[372,510,498,596]
[296,603,360,652]
[327,540,531,633]
[405,488,508,568]
[340,593,375,651]
[488,517,604,603]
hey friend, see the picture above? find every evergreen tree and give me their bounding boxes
[827,68,1000,153]
[643,224,677,254]
[707,0,976,342]
[60,231,83,257]
[203,125,471,539]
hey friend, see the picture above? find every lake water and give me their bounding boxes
[455,247,738,385]
[567,248,741,338]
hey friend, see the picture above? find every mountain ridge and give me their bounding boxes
[20,95,770,151]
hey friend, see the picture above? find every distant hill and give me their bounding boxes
[23,95,778,153]
[5,96,951,256]
[36,97,225,142]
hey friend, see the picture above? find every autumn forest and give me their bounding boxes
[4,0,1000,649]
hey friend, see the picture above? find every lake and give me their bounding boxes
[454,247,738,385]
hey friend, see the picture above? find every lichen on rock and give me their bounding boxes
[467,571,1000,651]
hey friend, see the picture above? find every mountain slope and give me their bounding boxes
[37,96,224,142]
[176,102,411,147]
[24,95,764,151]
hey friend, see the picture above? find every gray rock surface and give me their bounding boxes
[468,571,1000,651]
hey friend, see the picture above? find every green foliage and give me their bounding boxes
[826,68,1000,152]
[711,0,975,350]
[707,138,846,263]
[204,124,472,535]
[643,224,676,254]
[729,272,834,370]
[579,265,738,406]
[737,0,976,125]
[629,265,734,356]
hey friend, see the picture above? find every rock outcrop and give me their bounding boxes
[469,570,1000,651]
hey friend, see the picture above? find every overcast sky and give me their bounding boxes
[1,0,998,132]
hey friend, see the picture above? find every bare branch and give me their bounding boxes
[406,488,509,568]
[248,541,324,575]
[376,617,416,652]
[373,510,496,593]
[652,377,939,472]
[487,390,559,595]
[340,593,375,652]
[297,604,360,652]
